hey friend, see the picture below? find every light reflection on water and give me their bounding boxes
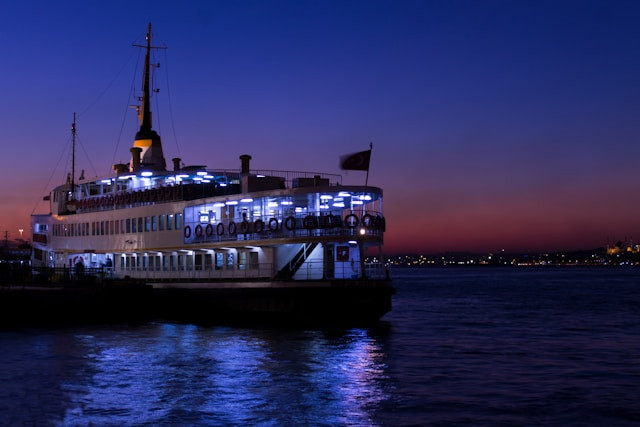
[25,323,390,425]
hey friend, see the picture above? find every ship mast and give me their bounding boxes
[71,112,76,196]
[139,23,152,131]
[130,22,167,172]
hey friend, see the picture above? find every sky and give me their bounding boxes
[0,0,638,254]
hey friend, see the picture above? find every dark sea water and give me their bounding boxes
[1,267,639,426]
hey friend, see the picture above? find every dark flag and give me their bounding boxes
[340,149,371,171]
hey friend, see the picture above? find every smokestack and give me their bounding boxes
[130,147,142,172]
[113,163,128,174]
[240,154,251,175]
[172,157,181,171]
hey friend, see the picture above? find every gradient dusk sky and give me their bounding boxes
[0,1,638,254]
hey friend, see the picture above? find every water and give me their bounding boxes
[1,267,639,426]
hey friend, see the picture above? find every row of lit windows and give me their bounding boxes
[52,213,183,237]
[118,251,259,271]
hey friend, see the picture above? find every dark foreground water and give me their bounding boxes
[1,267,639,426]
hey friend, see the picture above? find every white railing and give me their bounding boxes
[114,261,389,281]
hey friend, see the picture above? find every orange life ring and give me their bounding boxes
[303,215,317,229]
[254,219,265,233]
[195,224,203,238]
[240,220,250,234]
[205,224,214,237]
[184,225,192,239]
[362,214,374,229]
[228,221,237,235]
[284,216,296,230]
[268,218,278,232]
[345,213,359,228]
[216,223,225,236]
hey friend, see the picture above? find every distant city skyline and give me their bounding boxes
[0,1,638,254]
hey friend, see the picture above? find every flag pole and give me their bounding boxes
[365,142,372,187]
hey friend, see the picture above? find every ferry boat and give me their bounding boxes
[29,24,393,324]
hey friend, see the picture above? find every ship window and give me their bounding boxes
[176,213,183,228]
[151,216,157,231]
[204,254,212,270]
[138,217,143,233]
[131,218,136,233]
[126,218,131,233]
[195,254,202,271]
[91,222,95,236]
[227,252,234,269]
[238,252,247,270]
[115,220,120,235]
[159,215,165,231]
[167,214,174,231]
[100,221,105,235]
[110,221,115,235]
[145,216,150,232]
[215,252,223,270]
[249,252,259,270]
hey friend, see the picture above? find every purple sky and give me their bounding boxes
[1,0,639,254]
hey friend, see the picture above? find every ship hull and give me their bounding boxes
[0,280,394,327]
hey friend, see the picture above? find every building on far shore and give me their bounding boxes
[606,240,639,255]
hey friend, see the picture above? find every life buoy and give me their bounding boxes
[254,219,265,233]
[284,216,296,231]
[362,214,374,229]
[228,221,237,235]
[216,223,225,236]
[240,220,250,234]
[345,213,359,228]
[184,225,192,239]
[268,218,278,232]
[205,223,214,237]
[303,215,317,230]
[195,224,203,238]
